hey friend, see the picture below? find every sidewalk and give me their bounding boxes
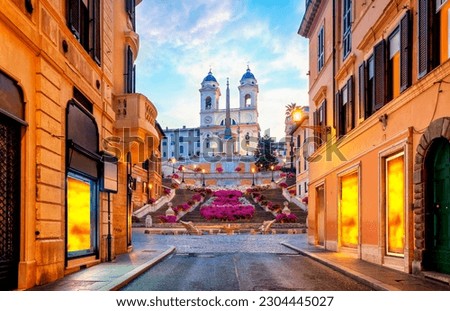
[29,244,175,291]
[282,238,450,291]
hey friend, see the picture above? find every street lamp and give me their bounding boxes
[290,106,331,171]
[148,183,152,196]
[170,157,176,174]
[251,167,255,186]
[270,165,274,182]
[181,165,185,183]
[202,169,206,187]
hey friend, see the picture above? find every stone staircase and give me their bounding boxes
[142,187,307,234]
[179,195,274,224]
[254,188,307,224]
[138,189,199,226]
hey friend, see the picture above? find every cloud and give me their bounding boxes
[135,0,310,140]
[257,87,309,142]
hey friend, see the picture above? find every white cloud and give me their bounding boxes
[136,0,310,140]
[258,87,309,141]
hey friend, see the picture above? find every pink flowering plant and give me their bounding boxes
[279,182,288,188]
[276,213,298,223]
[159,215,177,223]
[192,193,203,202]
[163,188,171,196]
[172,203,191,213]
[171,173,179,179]
[200,190,255,221]
[216,167,224,173]
[234,167,242,172]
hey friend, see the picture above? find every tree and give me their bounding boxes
[254,135,279,171]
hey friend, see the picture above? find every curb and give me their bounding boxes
[281,242,398,291]
[98,246,176,291]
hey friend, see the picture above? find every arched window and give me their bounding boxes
[220,119,237,126]
[205,96,212,109]
[245,94,251,107]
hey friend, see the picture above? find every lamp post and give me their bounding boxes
[270,165,274,182]
[251,167,255,186]
[202,169,206,187]
[171,157,176,174]
[181,165,185,183]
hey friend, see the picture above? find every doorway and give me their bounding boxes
[0,114,21,290]
[424,138,450,274]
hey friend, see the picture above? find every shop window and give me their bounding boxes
[386,153,405,256]
[67,0,101,65]
[418,0,450,77]
[67,174,97,257]
[340,172,358,247]
[66,99,100,260]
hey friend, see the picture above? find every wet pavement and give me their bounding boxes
[30,228,450,291]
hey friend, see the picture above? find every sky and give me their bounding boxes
[135,0,309,141]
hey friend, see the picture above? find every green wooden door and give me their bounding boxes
[430,140,450,274]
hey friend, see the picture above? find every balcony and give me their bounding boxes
[114,93,159,139]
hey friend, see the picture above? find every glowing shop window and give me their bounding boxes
[67,176,92,253]
[386,154,405,255]
[340,172,359,247]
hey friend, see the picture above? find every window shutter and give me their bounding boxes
[418,0,429,78]
[126,0,136,30]
[313,110,319,147]
[358,62,366,119]
[400,10,411,92]
[93,0,101,65]
[347,76,354,131]
[321,99,327,142]
[126,46,134,93]
[334,91,342,138]
[68,0,80,39]
[132,64,136,93]
[373,40,386,110]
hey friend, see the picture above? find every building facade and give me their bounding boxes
[161,68,261,162]
[0,0,162,290]
[299,0,450,275]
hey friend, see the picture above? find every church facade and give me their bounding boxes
[162,68,260,161]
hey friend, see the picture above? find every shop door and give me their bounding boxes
[316,185,325,246]
[0,114,21,290]
[429,139,450,274]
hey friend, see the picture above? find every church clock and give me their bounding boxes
[204,116,212,124]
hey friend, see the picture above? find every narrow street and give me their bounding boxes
[121,232,371,291]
